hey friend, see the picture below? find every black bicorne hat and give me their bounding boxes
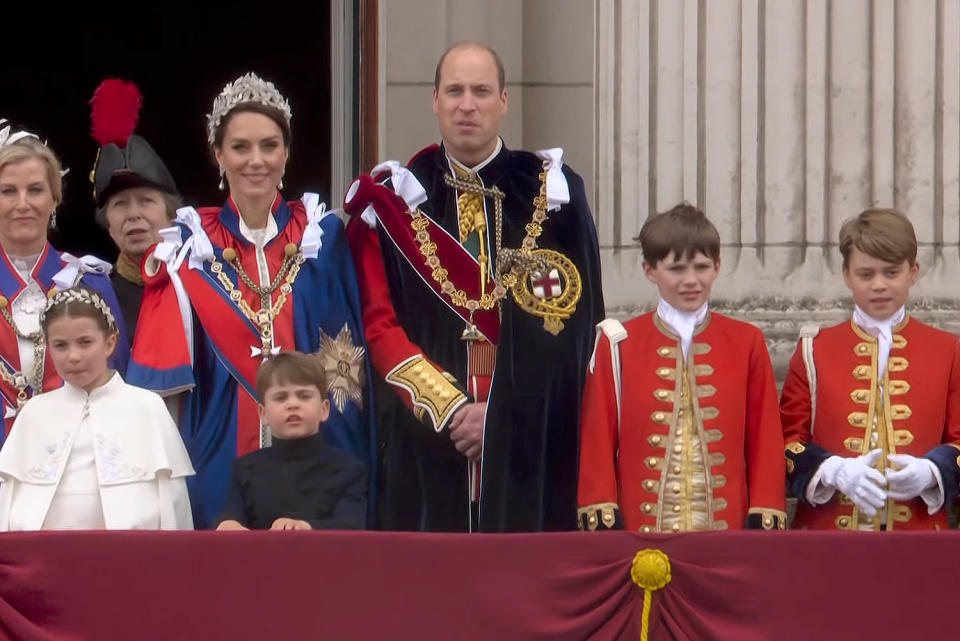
[90,79,179,208]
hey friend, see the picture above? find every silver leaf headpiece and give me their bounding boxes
[0,118,69,177]
[41,287,117,332]
[206,73,292,146]
[0,118,40,148]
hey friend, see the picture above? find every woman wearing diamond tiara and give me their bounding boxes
[0,122,130,443]
[0,287,193,530]
[127,74,375,529]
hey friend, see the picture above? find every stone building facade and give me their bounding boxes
[374,0,960,381]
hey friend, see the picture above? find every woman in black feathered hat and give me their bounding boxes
[90,79,181,339]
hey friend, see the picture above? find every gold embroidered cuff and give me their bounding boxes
[747,507,788,530]
[385,355,468,432]
[577,502,621,531]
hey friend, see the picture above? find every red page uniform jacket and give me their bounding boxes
[578,311,786,532]
[781,316,960,530]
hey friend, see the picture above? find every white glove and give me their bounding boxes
[817,449,887,516]
[885,454,939,502]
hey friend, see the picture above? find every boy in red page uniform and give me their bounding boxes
[578,204,786,532]
[781,208,960,530]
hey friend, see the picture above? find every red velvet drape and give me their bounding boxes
[0,530,955,641]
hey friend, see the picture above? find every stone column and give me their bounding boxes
[595,0,960,378]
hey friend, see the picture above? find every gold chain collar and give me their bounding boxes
[209,244,304,358]
[0,293,51,404]
[412,170,552,315]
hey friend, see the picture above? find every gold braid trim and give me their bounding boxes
[385,354,468,432]
[577,502,620,531]
[748,507,787,530]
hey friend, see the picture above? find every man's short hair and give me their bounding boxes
[638,203,721,266]
[434,41,506,93]
[839,208,917,269]
[255,351,329,401]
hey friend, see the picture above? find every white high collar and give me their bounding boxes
[853,304,905,376]
[446,138,503,177]
[657,298,709,359]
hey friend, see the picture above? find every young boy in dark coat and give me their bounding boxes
[216,351,367,531]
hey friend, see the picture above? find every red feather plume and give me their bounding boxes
[90,79,142,147]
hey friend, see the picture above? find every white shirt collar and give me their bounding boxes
[852,304,905,375]
[238,212,279,248]
[656,297,709,359]
[446,138,503,177]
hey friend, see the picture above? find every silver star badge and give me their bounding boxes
[316,323,366,412]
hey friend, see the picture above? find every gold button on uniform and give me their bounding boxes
[673,466,682,474]
[648,457,658,466]
[672,505,681,513]
[651,435,662,445]
[643,480,655,490]
[671,523,681,532]
[673,445,682,454]
[672,484,681,494]
[642,504,653,513]
[641,526,652,533]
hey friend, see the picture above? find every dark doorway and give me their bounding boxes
[5,4,331,262]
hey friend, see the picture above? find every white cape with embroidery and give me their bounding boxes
[0,373,195,530]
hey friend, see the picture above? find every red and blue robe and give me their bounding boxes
[0,243,130,441]
[128,195,375,529]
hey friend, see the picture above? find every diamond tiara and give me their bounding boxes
[206,73,292,146]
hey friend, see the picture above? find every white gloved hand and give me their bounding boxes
[885,454,938,501]
[818,449,887,516]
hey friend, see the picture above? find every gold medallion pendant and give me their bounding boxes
[508,248,582,335]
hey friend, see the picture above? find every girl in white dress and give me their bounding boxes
[0,287,194,530]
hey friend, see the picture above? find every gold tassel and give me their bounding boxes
[630,549,672,641]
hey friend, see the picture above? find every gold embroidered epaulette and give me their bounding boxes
[386,355,468,432]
